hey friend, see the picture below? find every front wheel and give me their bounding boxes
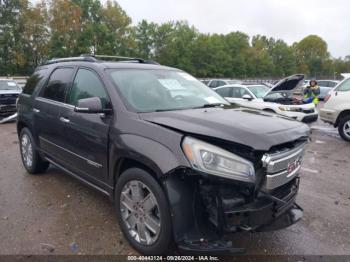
[338,115,350,142]
[115,168,173,255]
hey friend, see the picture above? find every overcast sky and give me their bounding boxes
[116,0,350,58]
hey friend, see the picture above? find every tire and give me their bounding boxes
[115,168,173,255]
[338,115,350,142]
[19,128,50,174]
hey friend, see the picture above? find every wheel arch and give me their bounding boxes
[335,110,350,127]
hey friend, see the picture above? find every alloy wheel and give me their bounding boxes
[21,134,33,168]
[120,180,161,246]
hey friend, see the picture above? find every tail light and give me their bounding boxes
[324,94,331,103]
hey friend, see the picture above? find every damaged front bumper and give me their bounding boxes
[0,112,17,124]
[163,171,303,255]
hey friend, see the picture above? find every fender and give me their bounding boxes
[109,133,188,187]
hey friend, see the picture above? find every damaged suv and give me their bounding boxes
[17,55,309,255]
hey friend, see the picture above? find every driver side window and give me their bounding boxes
[67,68,110,108]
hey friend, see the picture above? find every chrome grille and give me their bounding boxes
[262,143,306,190]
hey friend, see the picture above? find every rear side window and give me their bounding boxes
[67,68,110,108]
[40,67,74,102]
[23,69,47,95]
[216,87,231,97]
[336,79,350,92]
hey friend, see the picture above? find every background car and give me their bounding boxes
[0,78,22,120]
[317,80,339,100]
[320,76,350,141]
[207,79,242,88]
[214,74,318,123]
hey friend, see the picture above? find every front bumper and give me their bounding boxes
[164,171,302,254]
[301,113,318,123]
[0,104,17,117]
[320,108,337,125]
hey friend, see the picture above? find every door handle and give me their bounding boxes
[59,116,70,123]
[33,108,40,113]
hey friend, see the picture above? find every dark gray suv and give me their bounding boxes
[17,55,309,255]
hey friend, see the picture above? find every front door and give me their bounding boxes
[58,68,112,185]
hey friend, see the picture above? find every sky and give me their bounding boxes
[116,0,350,58]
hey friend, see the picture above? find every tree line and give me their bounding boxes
[1,0,350,78]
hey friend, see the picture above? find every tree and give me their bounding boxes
[22,0,50,69]
[49,0,82,57]
[135,20,157,59]
[0,0,29,75]
[294,35,329,77]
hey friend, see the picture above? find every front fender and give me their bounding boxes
[109,134,189,185]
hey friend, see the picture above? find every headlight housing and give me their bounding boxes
[182,137,255,183]
[278,106,301,112]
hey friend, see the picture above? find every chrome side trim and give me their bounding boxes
[44,156,110,197]
[35,97,75,109]
[39,136,103,169]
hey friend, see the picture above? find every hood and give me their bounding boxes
[140,107,310,151]
[265,74,304,97]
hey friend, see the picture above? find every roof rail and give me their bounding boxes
[82,54,160,65]
[43,54,159,66]
[43,56,97,65]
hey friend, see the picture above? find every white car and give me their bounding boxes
[320,75,350,141]
[207,79,242,88]
[214,74,318,123]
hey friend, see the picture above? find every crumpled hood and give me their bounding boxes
[140,107,310,151]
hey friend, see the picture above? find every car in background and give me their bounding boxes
[317,80,339,100]
[199,79,210,86]
[214,74,318,123]
[320,76,350,142]
[0,79,22,119]
[207,79,242,88]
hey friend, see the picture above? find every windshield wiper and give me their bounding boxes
[192,103,225,109]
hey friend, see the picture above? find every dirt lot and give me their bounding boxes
[1,110,350,255]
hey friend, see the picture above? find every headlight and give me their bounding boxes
[182,137,255,183]
[278,106,301,112]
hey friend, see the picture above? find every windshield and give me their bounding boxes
[0,80,21,91]
[108,69,229,112]
[247,85,270,98]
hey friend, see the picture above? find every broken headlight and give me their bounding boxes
[182,137,255,183]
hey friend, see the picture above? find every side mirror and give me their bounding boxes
[74,97,111,114]
[242,94,253,101]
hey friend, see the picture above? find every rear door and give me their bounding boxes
[33,67,75,164]
[58,67,112,184]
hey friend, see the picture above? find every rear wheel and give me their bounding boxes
[19,128,50,174]
[338,115,350,142]
[115,168,173,255]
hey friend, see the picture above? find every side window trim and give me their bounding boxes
[38,66,76,102]
[66,66,112,108]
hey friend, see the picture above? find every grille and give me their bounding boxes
[0,94,18,105]
[262,143,306,190]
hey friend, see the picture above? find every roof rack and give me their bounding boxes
[43,56,97,65]
[43,54,159,65]
[83,54,159,65]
